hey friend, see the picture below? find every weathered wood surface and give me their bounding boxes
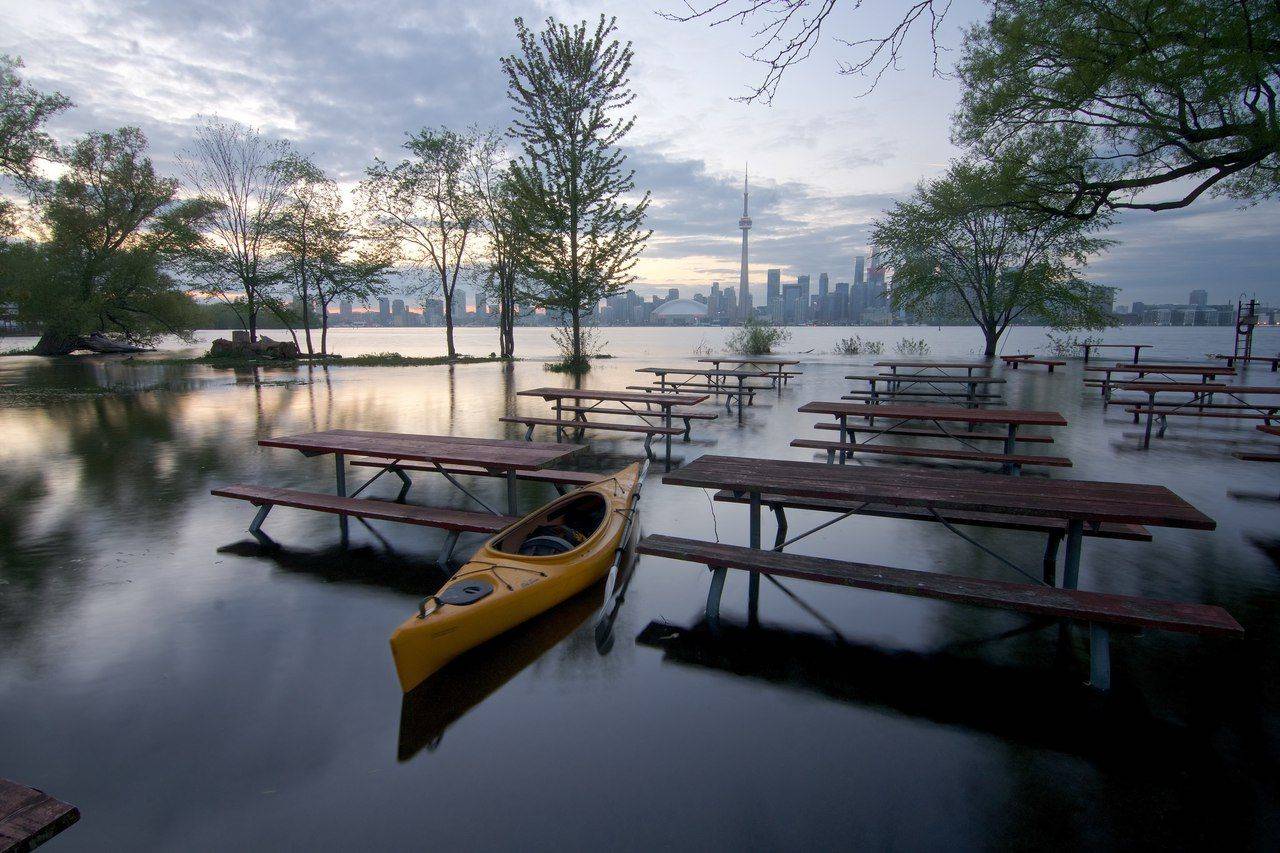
[790,438,1072,468]
[259,429,583,470]
[1233,451,1280,462]
[814,422,1054,443]
[712,490,1150,540]
[800,401,1068,427]
[517,387,708,407]
[874,360,991,370]
[1124,407,1277,421]
[637,534,1242,636]
[1108,364,1236,376]
[697,356,801,366]
[349,460,603,486]
[211,484,519,533]
[499,416,685,436]
[637,367,770,378]
[662,455,1216,529]
[0,779,80,852]
[1115,382,1230,393]
[846,374,1006,384]
[557,405,716,420]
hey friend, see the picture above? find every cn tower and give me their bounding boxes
[738,165,752,317]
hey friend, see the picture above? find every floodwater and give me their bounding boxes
[1,325,1279,850]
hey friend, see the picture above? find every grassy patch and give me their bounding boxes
[0,348,36,357]
[141,352,514,368]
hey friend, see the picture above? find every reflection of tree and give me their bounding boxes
[0,470,86,642]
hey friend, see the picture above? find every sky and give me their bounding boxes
[4,0,1278,307]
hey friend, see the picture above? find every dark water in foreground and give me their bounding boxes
[2,327,1279,850]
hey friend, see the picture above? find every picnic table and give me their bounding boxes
[254,429,583,548]
[847,373,1005,407]
[799,401,1066,473]
[0,779,79,852]
[1114,382,1280,447]
[697,356,802,387]
[634,367,768,420]
[875,360,991,377]
[1090,363,1236,401]
[1080,342,1151,363]
[512,386,712,471]
[1213,353,1280,372]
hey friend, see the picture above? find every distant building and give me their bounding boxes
[766,268,781,305]
[1189,289,1208,306]
[651,298,707,325]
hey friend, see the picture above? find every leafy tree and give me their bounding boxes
[0,55,72,237]
[955,0,1280,217]
[14,127,213,355]
[870,158,1115,357]
[470,128,524,359]
[180,118,292,342]
[361,126,483,360]
[502,15,651,372]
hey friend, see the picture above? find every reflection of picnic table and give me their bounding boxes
[796,401,1069,475]
[697,356,802,387]
[213,430,583,565]
[504,386,713,471]
[642,454,1236,690]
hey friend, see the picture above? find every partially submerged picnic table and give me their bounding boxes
[697,356,802,388]
[1213,353,1280,372]
[0,778,79,852]
[643,454,1233,690]
[1080,342,1151,363]
[633,367,768,420]
[796,400,1068,474]
[845,373,1005,408]
[1088,363,1236,402]
[1113,382,1280,448]
[214,429,584,564]
[875,359,991,377]
[505,386,713,471]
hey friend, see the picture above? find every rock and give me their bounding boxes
[206,334,302,360]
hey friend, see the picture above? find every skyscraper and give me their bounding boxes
[1190,289,1208,306]
[854,255,866,286]
[738,166,752,318]
[818,272,829,297]
[766,268,781,304]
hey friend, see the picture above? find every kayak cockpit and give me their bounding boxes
[493,492,609,557]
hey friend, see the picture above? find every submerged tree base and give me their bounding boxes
[544,353,611,375]
[32,332,154,356]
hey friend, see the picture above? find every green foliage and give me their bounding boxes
[1042,330,1100,358]
[546,324,606,374]
[955,0,1280,216]
[834,335,883,356]
[502,15,651,366]
[894,338,931,357]
[0,55,71,237]
[13,127,213,354]
[871,158,1114,356]
[726,316,791,355]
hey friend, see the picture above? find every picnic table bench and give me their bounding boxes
[1213,353,1280,371]
[814,422,1054,444]
[798,401,1068,474]
[697,356,802,387]
[651,455,1229,690]
[0,779,79,852]
[1080,342,1150,363]
[1236,423,1280,464]
[1001,355,1066,372]
[213,430,583,560]
[510,387,713,471]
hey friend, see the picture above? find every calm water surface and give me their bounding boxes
[2,326,1279,850]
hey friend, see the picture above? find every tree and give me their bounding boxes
[870,158,1115,357]
[361,127,482,360]
[0,55,72,237]
[180,118,292,343]
[955,0,1280,218]
[659,1,951,103]
[470,128,524,359]
[502,15,651,371]
[15,127,213,355]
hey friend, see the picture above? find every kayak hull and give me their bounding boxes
[390,462,643,693]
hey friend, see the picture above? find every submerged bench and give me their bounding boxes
[636,533,1243,691]
[815,422,1053,444]
[211,484,518,566]
[626,383,756,405]
[1002,355,1066,372]
[1213,353,1280,371]
[500,415,684,462]
[713,489,1149,583]
[791,437,1072,475]
[350,459,602,498]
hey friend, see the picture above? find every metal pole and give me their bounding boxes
[747,491,761,626]
[1089,623,1111,691]
[1062,519,1084,589]
[664,404,673,472]
[1143,393,1156,449]
[335,452,348,547]
[506,469,518,516]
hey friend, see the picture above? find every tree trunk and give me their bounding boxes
[571,308,582,366]
[33,331,152,356]
[443,291,457,359]
[982,325,1000,357]
[247,287,258,344]
[320,309,329,356]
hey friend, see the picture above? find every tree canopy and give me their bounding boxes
[0,55,71,236]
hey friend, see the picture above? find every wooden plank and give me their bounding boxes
[211,484,519,533]
[1124,408,1277,420]
[846,374,1006,384]
[662,455,1216,529]
[517,387,708,407]
[259,430,583,470]
[712,490,1150,540]
[790,438,1073,468]
[557,405,716,419]
[697,356,801,366]
[800,401,1067,427]
[0,779,80,852]
[1233,452,1280,462]
[637,367,768,378]
[814,423,1053,443]
[637,535,1242,636]
[499,416,684,436]
[1109,364,1236,375]
[1115,382,1229,393]
[348,460,604,486]
[874,360,991,369]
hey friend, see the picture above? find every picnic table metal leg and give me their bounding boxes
[737,377,745,423]
[1001,425,1019,474]
[1062,519,1084,589]
[747,492,761,626]
[1042,532,1062,585]
[249,504,275,548]
[506,470,518,516]
[839,414,849,464]
[706,566,727,629]
[1089,623,1111,690]
[393,466,413,502]
[335,453,348,547]
[664,406,673,472]
[1142,393,1156,448]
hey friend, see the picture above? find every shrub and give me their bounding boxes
[893,337,930,356]
[834,335,884,356]
[1043,330,1099,358]
[725,316,791,355]
[546,325,606,374]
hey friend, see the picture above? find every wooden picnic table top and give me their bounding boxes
[848,374,1007,384]
[800,400,1067,427]
[1116,382,1230,393]
[1084,343,1151,349]
[0,778,79,851]
[259,429,584,470]
[875,360,991,370]
[1260,424,1280,437]
[663,454,1216,529]
[638,366,769,378]
[1108,363,1236,375]
[697,356,801,366]
[518,386,708,407]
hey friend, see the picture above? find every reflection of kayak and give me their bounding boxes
[397,581,605,760]
[390,461,647,693]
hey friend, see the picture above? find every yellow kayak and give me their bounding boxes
[390,461,647,693]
